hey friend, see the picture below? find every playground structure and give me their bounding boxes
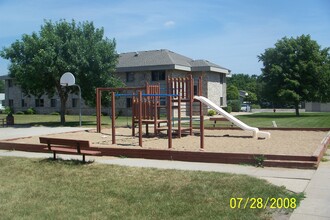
[96,75,205,149]
[0,74,326,169]
[96,74,270,150]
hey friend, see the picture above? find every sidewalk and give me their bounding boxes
[0,126,88,140]
[0,126,329,219]
[290,151,330,219]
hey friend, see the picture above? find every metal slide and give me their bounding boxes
[194,96,271,139]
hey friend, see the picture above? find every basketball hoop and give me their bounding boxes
[60,72,75,86]
[60,72,82,127]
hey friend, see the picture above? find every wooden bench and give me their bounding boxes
[39,137,101,162]
[209,117,234,127]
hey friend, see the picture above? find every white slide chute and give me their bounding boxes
[194,96,270,139]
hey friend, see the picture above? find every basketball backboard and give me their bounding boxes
[60,72,75,86]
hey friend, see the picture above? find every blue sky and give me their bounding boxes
[0,0,329,76]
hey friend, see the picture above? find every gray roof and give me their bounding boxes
[0,75,11,80]
[116,49,230,74]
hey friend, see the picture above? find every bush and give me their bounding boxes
[50,112,60,115]
[251,104,261,109]
[101,112,108,116]
[223,106,232,113]
[4,106,13,114]
[16,111,24,115]
[229,100,241,112]
[25,107,36,115]
[207,109,217,116]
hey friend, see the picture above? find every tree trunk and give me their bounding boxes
[295,102,300,117]
[60,98,67,125]
[57,85,68,125]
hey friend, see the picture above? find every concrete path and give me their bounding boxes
[290,152,330,219]
[0,126,88,140]
[0,126,329,219]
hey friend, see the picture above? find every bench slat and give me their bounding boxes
[209,117,228,121]
[39,137,90,148]
[44,147,101,155]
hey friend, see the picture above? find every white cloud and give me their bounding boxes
[164,20,175,27]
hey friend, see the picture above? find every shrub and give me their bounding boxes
[101,112,108,116]
[223,106,232,113]
[207,109,217,116]
[254,155,266,167]
[16,111,24,115]
[4,106,13,114]
[25,107,36,115]
[251,104,261,109]
[229,100,241,112]
[50,112,60,115]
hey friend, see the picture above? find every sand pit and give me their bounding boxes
[3,128,328,156]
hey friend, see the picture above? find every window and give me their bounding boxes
[220,97,224,106]
[35,99,44,107]
[194,85,198,96]
[151,71,166,81]
[21,99,27,107]
[51,99,57,108]
[8,79,13,87]
[220,73,225,84]
[9,99,14,107]
[126,98,132,108]
[72,98,78,108]
[126,72,135,82]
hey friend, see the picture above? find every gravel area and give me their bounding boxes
[3,128,328,156]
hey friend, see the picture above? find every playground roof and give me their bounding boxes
[116,49,230,74]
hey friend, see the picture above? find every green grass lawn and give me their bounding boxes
[237,112,330,128]
[0,157,303,220]
[203,112,330,128]
[2,112,330,128]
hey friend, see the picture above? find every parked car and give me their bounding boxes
[240,103,251,112]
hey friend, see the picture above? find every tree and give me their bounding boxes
[258,34,330,116]
[227,73,261,104]
[1,19,123,124]
[226,84,239,101]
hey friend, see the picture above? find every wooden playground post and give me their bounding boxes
[111,92,116,144]
[96,88,101,133]
[153,95,158,134]
[177,78,182,138]
[198,76,204,149]
[189,75,193,135]
[138,91,143,147]
[132,93,135,136]
[167,95,172,149]
[178,95,182,138]
[200,101,204,150]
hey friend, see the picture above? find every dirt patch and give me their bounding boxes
[3,128,328,156]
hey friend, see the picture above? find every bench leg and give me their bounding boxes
[53,151,56,160]
[82,155,85,163]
